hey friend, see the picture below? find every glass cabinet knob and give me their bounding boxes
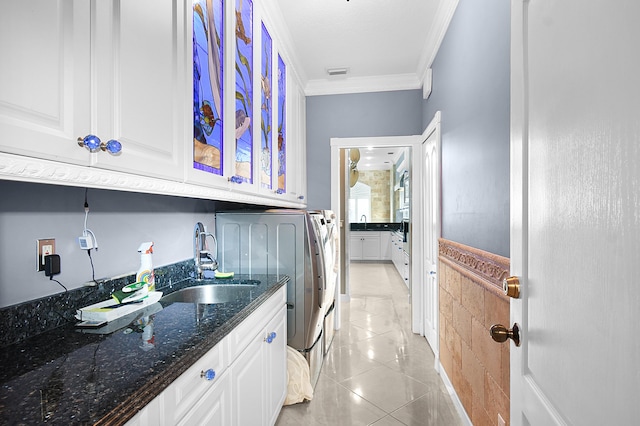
[200,369,216,381]
[77,135,122,155]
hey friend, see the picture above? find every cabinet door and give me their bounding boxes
[265,305,287,425]
[350,235,364,260]
[177,371,231,426]
[0,0,91,165]
[379,231,391,260]
[362,234,381,260]
[402,252,410,288]
[163,339,227,424]
[124,394,162,426]
[92,0,186,180]
[231,334,265,426]
[284,76,307,203]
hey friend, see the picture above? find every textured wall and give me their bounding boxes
[438,239,510,425]
[357,170,391,222]
[422,0,511,257]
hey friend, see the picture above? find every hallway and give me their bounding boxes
[276,262,462,425]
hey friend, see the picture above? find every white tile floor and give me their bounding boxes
[276,262,463,426]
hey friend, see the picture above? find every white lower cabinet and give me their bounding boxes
[265,306,288,425]
[350,232,381,260]
[231,304,287,426]
[390,232,404,270]
[402,252,410,289]
[177,371,231,426]
[125,286,286,426]
[379,231,392,260]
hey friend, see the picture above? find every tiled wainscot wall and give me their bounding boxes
[438,239,510,425]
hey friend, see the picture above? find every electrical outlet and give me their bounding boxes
[37,239,55,271]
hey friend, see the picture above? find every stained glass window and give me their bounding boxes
[277,54,286,193]
[193,0,224,176]
[260,23,272,189]
[234,0,253,183]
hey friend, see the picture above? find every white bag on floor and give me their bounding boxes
[283,346,314,405]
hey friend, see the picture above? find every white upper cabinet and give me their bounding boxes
[91,0,187,181]
[286,76,307,203]
[0,0,305,207]
[0,0,91,165]
[0,0,186,181]
[187,0,306,206]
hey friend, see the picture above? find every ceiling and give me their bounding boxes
[351,146,405,171]
[268,0,457,96]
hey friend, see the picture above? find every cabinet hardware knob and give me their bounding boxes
[77,135,122,154]
[265,331,277,343]
[200,369,216,381]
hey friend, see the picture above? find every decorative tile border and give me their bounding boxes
[438,238,510,298]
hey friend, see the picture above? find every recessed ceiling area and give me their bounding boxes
[269,0,455,95]
[353,147,403,171]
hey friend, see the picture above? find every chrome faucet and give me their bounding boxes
[360,214,367,228]
[194,222,218,279]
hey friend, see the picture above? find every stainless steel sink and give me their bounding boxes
[161,284,256,304]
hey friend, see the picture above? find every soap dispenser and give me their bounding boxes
[137,242,155,292]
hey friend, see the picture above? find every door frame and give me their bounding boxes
[330,135,423,334]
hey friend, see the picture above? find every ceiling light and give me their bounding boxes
[326,67,349,76]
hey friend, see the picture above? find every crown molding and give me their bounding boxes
[260,0,307,88]
[0,153,304,208]
[305,73,422,97]
[417,0,460,83]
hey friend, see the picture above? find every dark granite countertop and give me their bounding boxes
[0,274,288,425]
[350,222,402,231]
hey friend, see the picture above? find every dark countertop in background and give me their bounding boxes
[350,222,402,231]
[0,274,287,425]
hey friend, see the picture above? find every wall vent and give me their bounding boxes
[326,67,349,76]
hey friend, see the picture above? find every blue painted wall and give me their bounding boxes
[0,181,217,307]
[306,90,424,210]
[305,0,510,257]
[423,0,510,256]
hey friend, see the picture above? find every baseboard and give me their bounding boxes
[436,361,473,426]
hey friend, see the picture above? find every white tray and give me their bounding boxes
[75,291,163,322]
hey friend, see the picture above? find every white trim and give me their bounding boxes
[330,135,423,333]
[0,152,306,208]
[305,73,422,97]
[260,0,307,88]
[417,0,460,83]
[423,69,433,100]
[437,361,473,426]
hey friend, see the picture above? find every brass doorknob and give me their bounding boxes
[490,323,521,347]
[503,276,520,298]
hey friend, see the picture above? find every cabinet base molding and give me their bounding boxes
[0,153,304,208]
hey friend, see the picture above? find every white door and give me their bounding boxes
[422,116,440,354]
[510,1,640,424]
